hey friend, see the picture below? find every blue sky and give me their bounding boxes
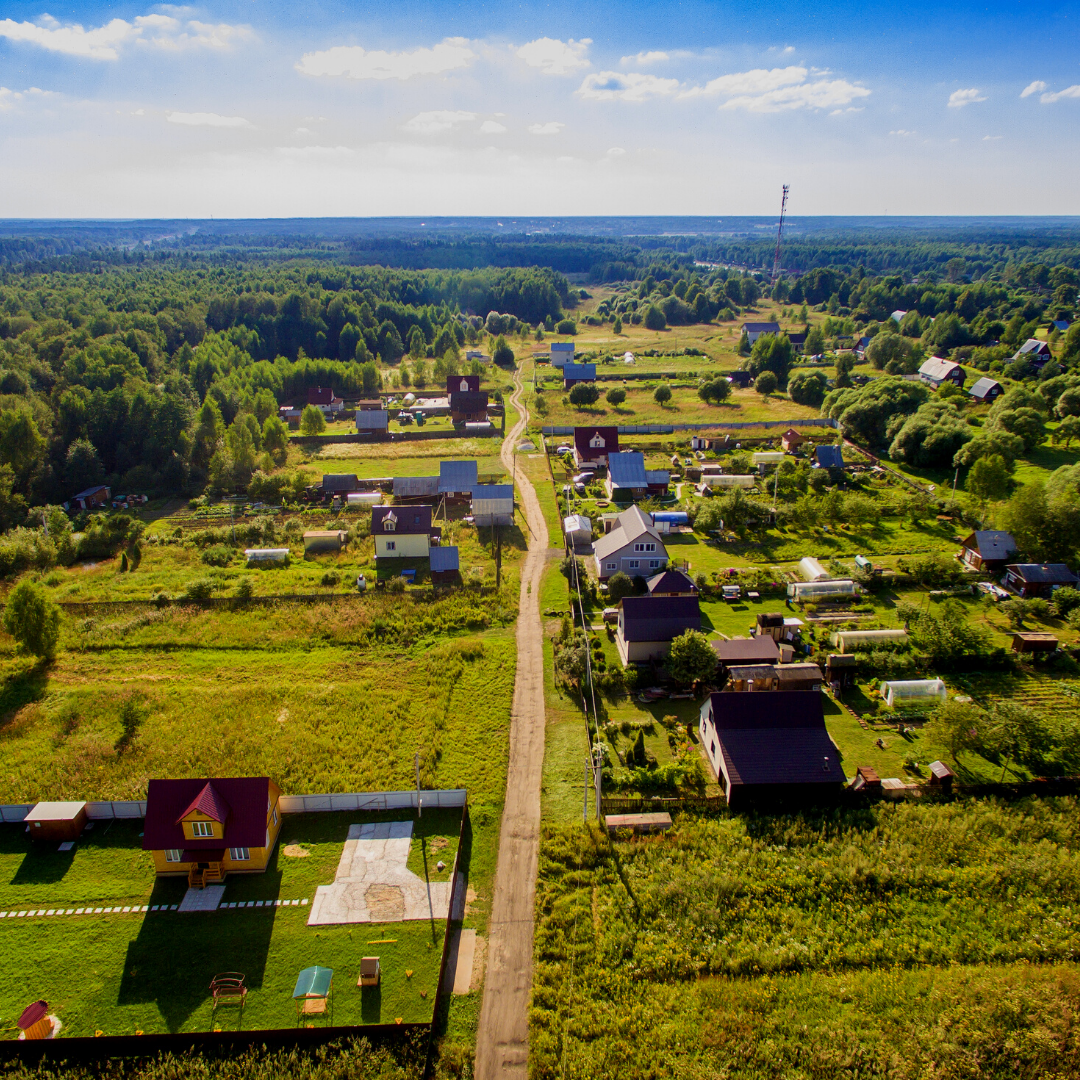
[0,0,1077,217]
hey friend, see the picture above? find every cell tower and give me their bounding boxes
[771,184,790,284]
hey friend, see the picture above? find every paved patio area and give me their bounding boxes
[307,821,452,926]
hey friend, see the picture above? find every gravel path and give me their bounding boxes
[474,371,551,1079]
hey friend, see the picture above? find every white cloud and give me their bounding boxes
[983,134,1002,140]
[166,111,251,127]
[675,64,869,112]
[606,146,626,156]
[577,71,679,102]
[0,13,251,60]
[890,129,916,136]
[948,88,986,108]
[478,119,507,134]
[1040,84,1080,103]
[679,65,806,99]
[1021,80,1047,98]
[0,86,19,109]
[402,109,476,134]
[296,37,475,80]
[514,37,590,76]
[620,50,668,66]
[528,121,564,135]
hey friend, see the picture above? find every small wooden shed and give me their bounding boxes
[25,802,87,843]
[928,760,955,792]
[1011,631,1058,654]
[303,530,347,555]
[850,766,881,793]
[826,654,857,688]
[604,812,672,835]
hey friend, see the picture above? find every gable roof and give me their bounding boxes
[594,504,664,561]
[787,331,807,346]
[919,356,962,382]
[815,444,845,469]
[449,390,488,412]
[439,460,479,493]
[429,546,459,572]
[179,781,231,824]
[645,470,670,486]
[563,363,596,381]
[372,505,433,535]
[963,530,1016,560]
[472,483,514,503]
[550,341,575,353]
[711,636,780,664]
[447,375,480,393]
[1016,338,1051,356]
[356,410,389,430]
[619,595,701,642]
[781,428,805,443]
[574,426,618,458]
[1052,320,1071,332]
[775,662,824,686]
[307,386,339,405]
[969,377,1002,399]
[322,474,360,492]
[890,310,907,322]
[143,777,271,852]
[607,451,649,489]
[742,322,780,334]
[1006,562,1078,584]
[647,569,697,594]
[393,475,440,497]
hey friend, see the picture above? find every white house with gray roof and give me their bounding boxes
[593,505,669,582]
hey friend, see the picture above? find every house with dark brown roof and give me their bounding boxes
[142,777,282,886]
[698,692,844,807]
[711,636,781,669]
[574,426,619,468]
[308,386,344,414]
[449,390,489,424]
[959,530,1017,571]
[616,595,702,665]
[371,506,441,559]
[446,375,481,395]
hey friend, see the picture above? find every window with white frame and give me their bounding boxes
[606,562,617,571]
[649,560,660,569]
[386,540,396,551]
[191,820,214,838]
[272,807,278,826]
[165,849,182,862]
[229,847,250,861]
[265,828,270,848]
[627,560,639,570]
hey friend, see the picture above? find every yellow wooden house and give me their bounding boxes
[143,777,283,888]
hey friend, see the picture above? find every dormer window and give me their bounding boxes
[590,434,606,448]
[459,379,469,391]
[384,511,397,532]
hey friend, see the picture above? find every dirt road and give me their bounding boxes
[474,372,551,1079]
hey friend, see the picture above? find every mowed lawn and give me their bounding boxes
[0,812,461,1034]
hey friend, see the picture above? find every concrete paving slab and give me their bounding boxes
[178,885,225,913]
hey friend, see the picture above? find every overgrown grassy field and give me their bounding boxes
[531,801,1080,1077]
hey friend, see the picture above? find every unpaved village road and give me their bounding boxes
[474,371,551,1079]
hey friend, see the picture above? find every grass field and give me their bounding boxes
[530,801,1080,1078]
[0,808,468,1035]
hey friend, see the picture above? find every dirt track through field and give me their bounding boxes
[474,371,551,1079]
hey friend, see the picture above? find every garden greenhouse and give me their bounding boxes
[245,548,290,564]
[829,628,908,651]
[880,679,947,708]
[787,579,860,601]
[798,556,830,582]
[701,474,757,488]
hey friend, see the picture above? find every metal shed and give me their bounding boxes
[471,484,514,527]
[429,545,460,584]
[303,530,347,554]
[563,514,593,550]
[25,801,87,843]
[393,476,440,499]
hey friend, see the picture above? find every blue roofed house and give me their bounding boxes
[439,460,479,498]
[1052,320,1071,334]
[471,484,514,527]
[645,469,670,496]
[550,342,575,368]
[605,451,649,500]
[563,363,596,389]
[815,445,845,469]
[429,545,460,584]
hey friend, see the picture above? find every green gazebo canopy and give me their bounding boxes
[293,966,333,999]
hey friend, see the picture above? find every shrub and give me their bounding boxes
[201,545,233,567]
[235,578,255,601]
[321,570,341,587]
[568,383,600,407]
[3,579,60,658]
[182,578,214,602]
[556,319,577,335]
[388,576,406,593]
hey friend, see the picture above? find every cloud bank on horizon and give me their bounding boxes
[0,0,1076,216]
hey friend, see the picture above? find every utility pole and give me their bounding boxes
[591,743,604,821]
[495,524,502,589]
[414,751,422,818]
[771,184,790,286]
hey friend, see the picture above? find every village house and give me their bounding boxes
[550,342,575,368]
[728,370,753,389]
[439,460,479,499]
[322,474,360,496]
[142,777,283,887]
[780,429,805,452]
[787,331,808,354]
[308,386,344,415]
[815,445,845,470]
[1012,338,1053,369]
[615,594,701,665]
[279,405,303,429]
[711,635,781,671]
[968,377,1004,404]
[1052,320,1072,334]
[574,426,619,468]
[563,363,596,389]
[958,530,1017,571]
[71,484,111,511]
[594,505,668,581]
[371,506,441,559]
[918,357,966,389]
[741,321,780,346]
[471,484,514,527]
[449,390,489,424]
[429,546,460,585]
[605,451,650,501]
[698,692,844,808]
[1002,562,1079,598]
[356,410,390,439]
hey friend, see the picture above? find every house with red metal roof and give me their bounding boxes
[142,777,283,887]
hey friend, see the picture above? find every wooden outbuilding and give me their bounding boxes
[604,812,672,834]
[826,653,858,688]
[850,766,881,793]
[358,958,380,987]
[928,760,955,792]
[1011,631,1058,654]
[780,429,805,452]
[24,801,87,843]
